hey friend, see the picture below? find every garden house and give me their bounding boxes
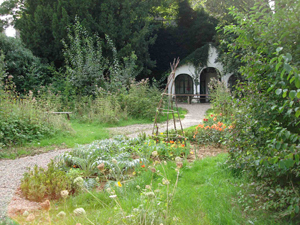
[168,44,237,103]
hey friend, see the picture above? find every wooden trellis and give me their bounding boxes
[152,58,185,143]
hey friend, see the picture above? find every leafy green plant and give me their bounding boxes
[208,77,234,118]
[20,160,76,201]
[219,0,300,219]
[0,80,72,148]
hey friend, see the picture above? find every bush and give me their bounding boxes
[121,79,162,120]
[0,33,52,93]
[208,78,234,118]
[0,80,72,147]
[20,160,76,201]
[218,1,300,218]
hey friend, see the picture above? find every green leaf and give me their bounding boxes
[276,62,282,71]
[296,109,300,117]
[297,90,300,98]
[284,63,292,73]
[289,90,296,100]
[276,47,283,53]
[295,74,300,88]
[275,89,282,95]
[283,89,288,98]
[286,53,292,61]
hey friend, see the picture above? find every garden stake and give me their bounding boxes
[152,58,186,143]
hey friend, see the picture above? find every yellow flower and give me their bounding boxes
[132,172,136,176]
[190,151,194,155]
[117,181,122,187]
[160,132,164,135]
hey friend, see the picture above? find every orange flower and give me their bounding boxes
[199,124,204,128]
[228,125,233,129]
[220,113,223,116]
[205,126,210,130]
[219,128,222,131]
[141,165,145,168]
[223,125,226,129]
[213,117,217,121]
[193,135,196,138]
[73,165,76,168]
[210,114,214,117]
[181,144,185,147]
[170,140,174,144]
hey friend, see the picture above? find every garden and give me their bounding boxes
[0,0,300,224]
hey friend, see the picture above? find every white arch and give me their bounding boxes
[168,44,233,96]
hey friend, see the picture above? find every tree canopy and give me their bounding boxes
[6,0,160,75]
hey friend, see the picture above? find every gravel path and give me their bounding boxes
[0,103,210,219]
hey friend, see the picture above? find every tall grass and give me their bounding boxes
[0,80,72,149]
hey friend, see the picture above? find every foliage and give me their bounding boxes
[0,80,72,148]
[0,33,52,93]
[20,160,77,201]
[62,19,140,96]
[202,0,255,22]
[219,0,300,219]
[208,77,234,117]
[193,113,232,146]
[121,79,162,120]
[149,1,218,81]
[11,0,157,75]
[57,137,148,180]
[14,154,289,224]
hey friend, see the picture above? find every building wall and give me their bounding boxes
[168,44,233,96]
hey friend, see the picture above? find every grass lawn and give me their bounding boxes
[11,154,288,225]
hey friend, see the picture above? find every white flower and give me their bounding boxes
[136,185,141,189]
[152,151,158,157]
[144,192,155,197]
[23,210,29,217]
[162,178,170,185]
[60,190,69,199]
[109,195,117,198]
[145,185,151,190]
[175,157,182,162]
[163,161,167,165]
[74,177,84,188]
[73,208,86,217]
[57,211,66,218]
[112,158,118,164]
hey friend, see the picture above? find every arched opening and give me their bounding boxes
[175,74,193,94]
[199,67,220,102]
[175,74,194,102]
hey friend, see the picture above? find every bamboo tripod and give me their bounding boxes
[152,58,186,143]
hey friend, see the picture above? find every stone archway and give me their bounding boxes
[175,74,194,94]
[199,67,220,102]
[175,74,194,102]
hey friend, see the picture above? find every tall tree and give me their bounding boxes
[9,0,159,74]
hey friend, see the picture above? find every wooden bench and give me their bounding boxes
[175,94,209,104]
[51,112,72,120]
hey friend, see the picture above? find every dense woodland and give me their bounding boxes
[0,0,300,223]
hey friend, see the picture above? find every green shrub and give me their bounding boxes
[0,80,72,147]
[20,160,76,201]
[121,78,162,120]
[208,77,234,118]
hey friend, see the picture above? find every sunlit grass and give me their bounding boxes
[12,154,288,225]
